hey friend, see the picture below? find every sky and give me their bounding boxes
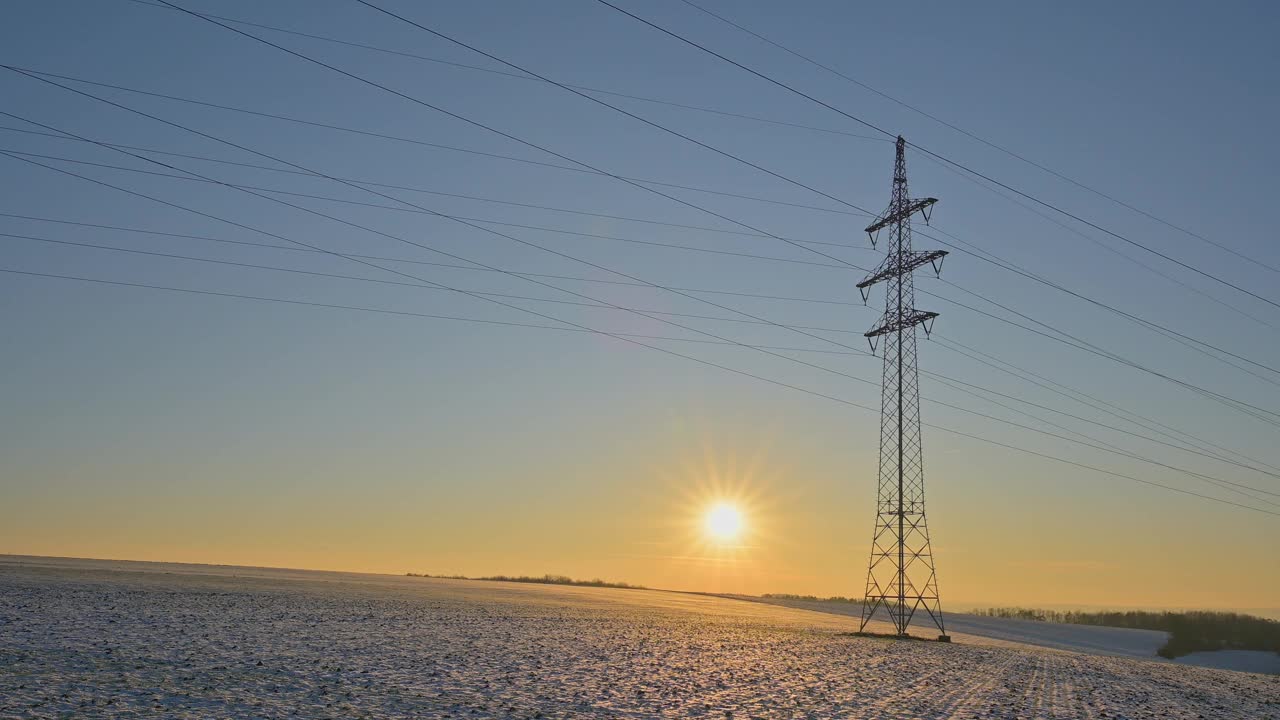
[1,0,1278,612]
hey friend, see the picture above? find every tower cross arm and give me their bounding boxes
[865,309,940,339]
[856,250,949,291]
[864,197,938,238]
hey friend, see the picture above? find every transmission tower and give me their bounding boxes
[857,136,949,639]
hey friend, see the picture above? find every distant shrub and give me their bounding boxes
[971,607,1048,622]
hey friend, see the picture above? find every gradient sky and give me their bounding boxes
[1,0,1277,611]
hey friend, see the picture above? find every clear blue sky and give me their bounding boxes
[1,0,1277,609]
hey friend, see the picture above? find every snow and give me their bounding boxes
[746,596,1169,658]
[2,555,1277,719]
[1175,651,1280,675]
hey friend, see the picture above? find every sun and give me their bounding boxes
[704,502,745,543]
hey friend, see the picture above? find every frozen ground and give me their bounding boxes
[1,556,1277,719]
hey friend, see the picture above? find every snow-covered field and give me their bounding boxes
[2,556,1277,719]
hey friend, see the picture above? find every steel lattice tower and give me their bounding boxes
[857,136,949,638]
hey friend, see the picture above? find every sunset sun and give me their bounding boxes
[704,502,745,543]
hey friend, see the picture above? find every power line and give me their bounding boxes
[0,230,866,353]
[924,372,1280,501]
[141,0,1273,314]
[0,255,857,354]
[0,144,862,271]
[15,218,1280,494]
[16,10,1279,439]
[137,3,862,272]
[10,25,1280,499]
[25,12,1056,452]
[0,80,908,403]
[932,277,1280,426]
[0,123,872,253]
[926,372,1279,506]
[1,147,675,354]
[121,0,1280,282]
[18,212,1280,495]
[0,133,902,422]
[11,207,1279,484]
[22,134,1280,414]
[6,112,888,408]
[11,130,1279,510]
[917,285,1280,429]
[675,0,1280,276]
[934,255,1280,395]
[212,3,1240,447]
[8,146,931,507]
[23,62,1270,391]
[22,56,1273,358]
[917,145,1280,336]
[8,60,980,468]
[40,44,1276,373]
[12,81,1269,435]
[0,211,873,308]
[11,218,1279,504]
[10,119,1277,502]
[12,62,1272,434]
[921,354,1280,486]
[594,0,1280,311]
[919,223,1280,381]
[337,3,1280,416]
[351,0,882,243]
[114,0,889,145]
[15,130,1276,391]
[5,262,1276,517]
[10,92,1034,540]
[0,65,862,218]
[933,335,1280,476]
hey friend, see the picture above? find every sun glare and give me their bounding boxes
[704,502,744,542]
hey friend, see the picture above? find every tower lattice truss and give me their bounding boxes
[858,136,949,637]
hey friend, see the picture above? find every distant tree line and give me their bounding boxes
[971,607,1280,658]
[406,572,645,590]
[762,593,864,605]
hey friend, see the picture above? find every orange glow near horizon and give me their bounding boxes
[7,430,1277,612]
